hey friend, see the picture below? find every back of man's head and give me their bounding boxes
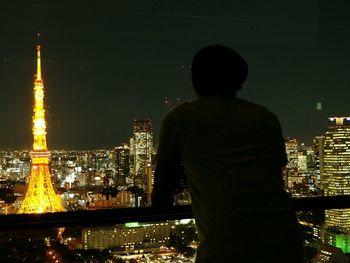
[191,45,248,97]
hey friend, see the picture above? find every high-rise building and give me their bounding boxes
[313,135,325,188]
[284,138,300,189]
[323,117,350,231]
[18,34,63,214]
[146,163,154,206]
[297,150,308,173]
[114,144,130,185]
[130,119,153,184]
[284,139,316,196]
[304,147,319,192]
[285,138,299,171]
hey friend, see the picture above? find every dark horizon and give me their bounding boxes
[0,1,349,149]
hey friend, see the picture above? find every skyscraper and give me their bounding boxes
[18,35,63,214]
[114,144,130,185]
[323,117,350,230]
[129,119,153,183]
[284,138,299,189]
[285,138,299,172]
[313,135,325,188]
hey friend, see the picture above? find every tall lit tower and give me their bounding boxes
[283,138,299,189]
[313,135,324,188]
[129,119,153,184]
[114,144,130,185]
[18,34,64,214]
[323,117,350,230]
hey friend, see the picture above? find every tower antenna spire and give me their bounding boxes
[36,33,42,81]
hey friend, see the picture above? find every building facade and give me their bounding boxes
[284,138,301,190]
[313,135,325,189]
[130,119,153,185]
[114,144,130,185]
[323,117,350,231]
[82,222,171,250]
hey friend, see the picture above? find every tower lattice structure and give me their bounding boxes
[18,35,64,214]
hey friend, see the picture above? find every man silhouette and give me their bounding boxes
[152,45,304,262]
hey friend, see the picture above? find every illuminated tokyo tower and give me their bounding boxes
[18,34,64,214]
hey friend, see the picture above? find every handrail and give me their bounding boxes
[0,195,349,231]
[0,206,193,231]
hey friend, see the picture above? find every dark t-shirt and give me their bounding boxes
[152,97,303,262]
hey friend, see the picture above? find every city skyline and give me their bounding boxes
[1,1,350,149]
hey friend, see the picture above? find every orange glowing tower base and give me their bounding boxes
[18,34,63,214]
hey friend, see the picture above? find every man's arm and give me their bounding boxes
[271,114,288,184]
[152,114,181,208]
[276,118,288,168]
[269,113,288,167]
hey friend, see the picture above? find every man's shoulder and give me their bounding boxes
[237,98,269,111]
[161,102,194,127]
[236,98,277,119]
[166,98,277,121]
[167,102,195,118]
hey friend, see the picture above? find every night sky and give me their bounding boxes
[0,0,349,149]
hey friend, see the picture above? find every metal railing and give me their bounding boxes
[0,195,349,231]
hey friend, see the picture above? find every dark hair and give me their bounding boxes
[191,45,248,96]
